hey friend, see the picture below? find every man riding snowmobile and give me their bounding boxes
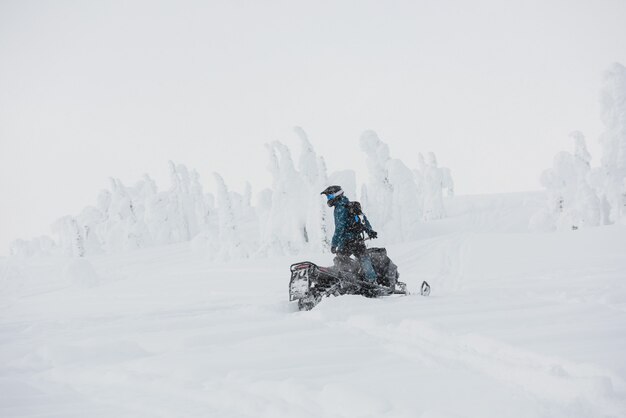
[288,185,429,310]
[320,185,379,282]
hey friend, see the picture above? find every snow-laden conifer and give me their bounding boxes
[595,62,626,223]
[360,130,394,229]
[387,159,421,241]
[214,173,245,260]
[294,128,330,252]
[52,216,85,257]
[11,131,456,258]
[259,142,307,255]
[422,153,447,220]
[532,132,601,231]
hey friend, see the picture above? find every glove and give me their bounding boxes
[331,245,337,254]
[369,231,378,239]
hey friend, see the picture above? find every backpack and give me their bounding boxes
[345,201,366,234]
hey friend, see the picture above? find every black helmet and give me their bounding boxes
[320,185,344,207]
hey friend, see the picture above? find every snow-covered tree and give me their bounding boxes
[77,206,104,254]
[412,153,427,220]
[360,130,394,229]
[257,129,333,256]
[190,169,211,233]
[295,128,332,252]
[52,216,85,257]
[594,62,626,224]
[12,129,457,258]
[422,153,447,220]
[259,141,307,255]
[360,133,454,234]
[412,151,454,221]
[532,132,601,231]
[316,156,332,249]
[294,126,319,186]
[100,178,151,251]
[214,173,247,260]
[10,236,55,257]
[387,158,421,240]
[168,161,192,241]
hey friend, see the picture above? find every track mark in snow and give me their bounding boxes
[329,315,626,417]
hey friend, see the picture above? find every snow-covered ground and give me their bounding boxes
[1,192,625,418]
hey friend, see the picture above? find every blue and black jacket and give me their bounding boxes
[331,196,375,252]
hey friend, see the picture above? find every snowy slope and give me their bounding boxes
[1,192,626,418]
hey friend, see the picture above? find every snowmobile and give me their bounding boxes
[289,247,430,311]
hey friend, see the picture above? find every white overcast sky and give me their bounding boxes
[1,0,626,254]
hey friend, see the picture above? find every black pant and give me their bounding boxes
[337,239,377,281]
[337,238,366,257]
